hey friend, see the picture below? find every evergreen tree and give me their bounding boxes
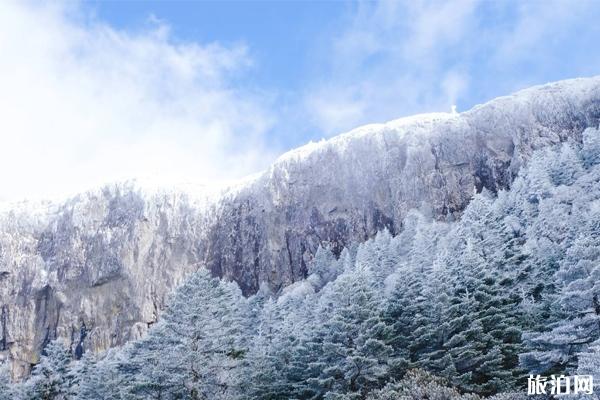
[309,245,341,289]
[0,361,18,399]
[521,233,600,374]
[74,349,127,400]
[421,194,525,395]
[576,339,600,395]
[305,266,391,399]
[366,369,481,400]
[582,127,600,167]
[23,340,74,400]
[548,143,583,186]
[240,298,290,400]
[277,286,321,399]
[123,268,247,400]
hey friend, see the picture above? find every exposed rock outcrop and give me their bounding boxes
[1,77,599,378]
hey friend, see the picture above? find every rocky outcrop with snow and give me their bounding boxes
[1,77,600,377]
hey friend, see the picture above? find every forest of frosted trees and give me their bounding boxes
[3,127,600,399]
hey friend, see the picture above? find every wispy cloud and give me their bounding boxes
[0,2,276,201]
[304,0,600,136]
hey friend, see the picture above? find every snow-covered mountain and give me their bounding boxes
[1,77,599,377]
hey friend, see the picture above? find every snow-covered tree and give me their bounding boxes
[582,127,600,167]
[304,265,392,399]
[73,349,127,400]
[366,369,481,400]
[239,297,291,399]
[308,245,341,289]
[23,340,74,400]
[548,143,583,186]
[121,268,248,400]
[521,233,600,374]
[576,339,600,394]
[0,361,18,399]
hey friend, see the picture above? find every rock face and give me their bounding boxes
[1,77,600,377]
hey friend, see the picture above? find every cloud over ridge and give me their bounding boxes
[0,1,275,202]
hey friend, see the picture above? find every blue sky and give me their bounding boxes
[1,0,600,201]
[88,1,347,89]
[85,0,600,142]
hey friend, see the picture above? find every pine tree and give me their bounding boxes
[576,339,600,394]
[67,352,94,399]
[582,127,600,167]
[240,298,290,400]
[74,349,127,400]
[24,340,74,400]
[309,245,341,289]
[0,361,18,399]
[277,286,322,399]
[305,265,392,399]
[366,369,481,400]
[122,268,248,400]
[548,143,583,186]
[521,233,600,375]
[126,324,185,399]
[419,194,526,395]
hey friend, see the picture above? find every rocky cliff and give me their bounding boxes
[1,77,600,378]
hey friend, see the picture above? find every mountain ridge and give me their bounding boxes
[1,76,600,378]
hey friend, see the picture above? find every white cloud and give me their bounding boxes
[0,1,277,202]
[305,0,600,136]
[4,0,600,202]
[305,0,477,136]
